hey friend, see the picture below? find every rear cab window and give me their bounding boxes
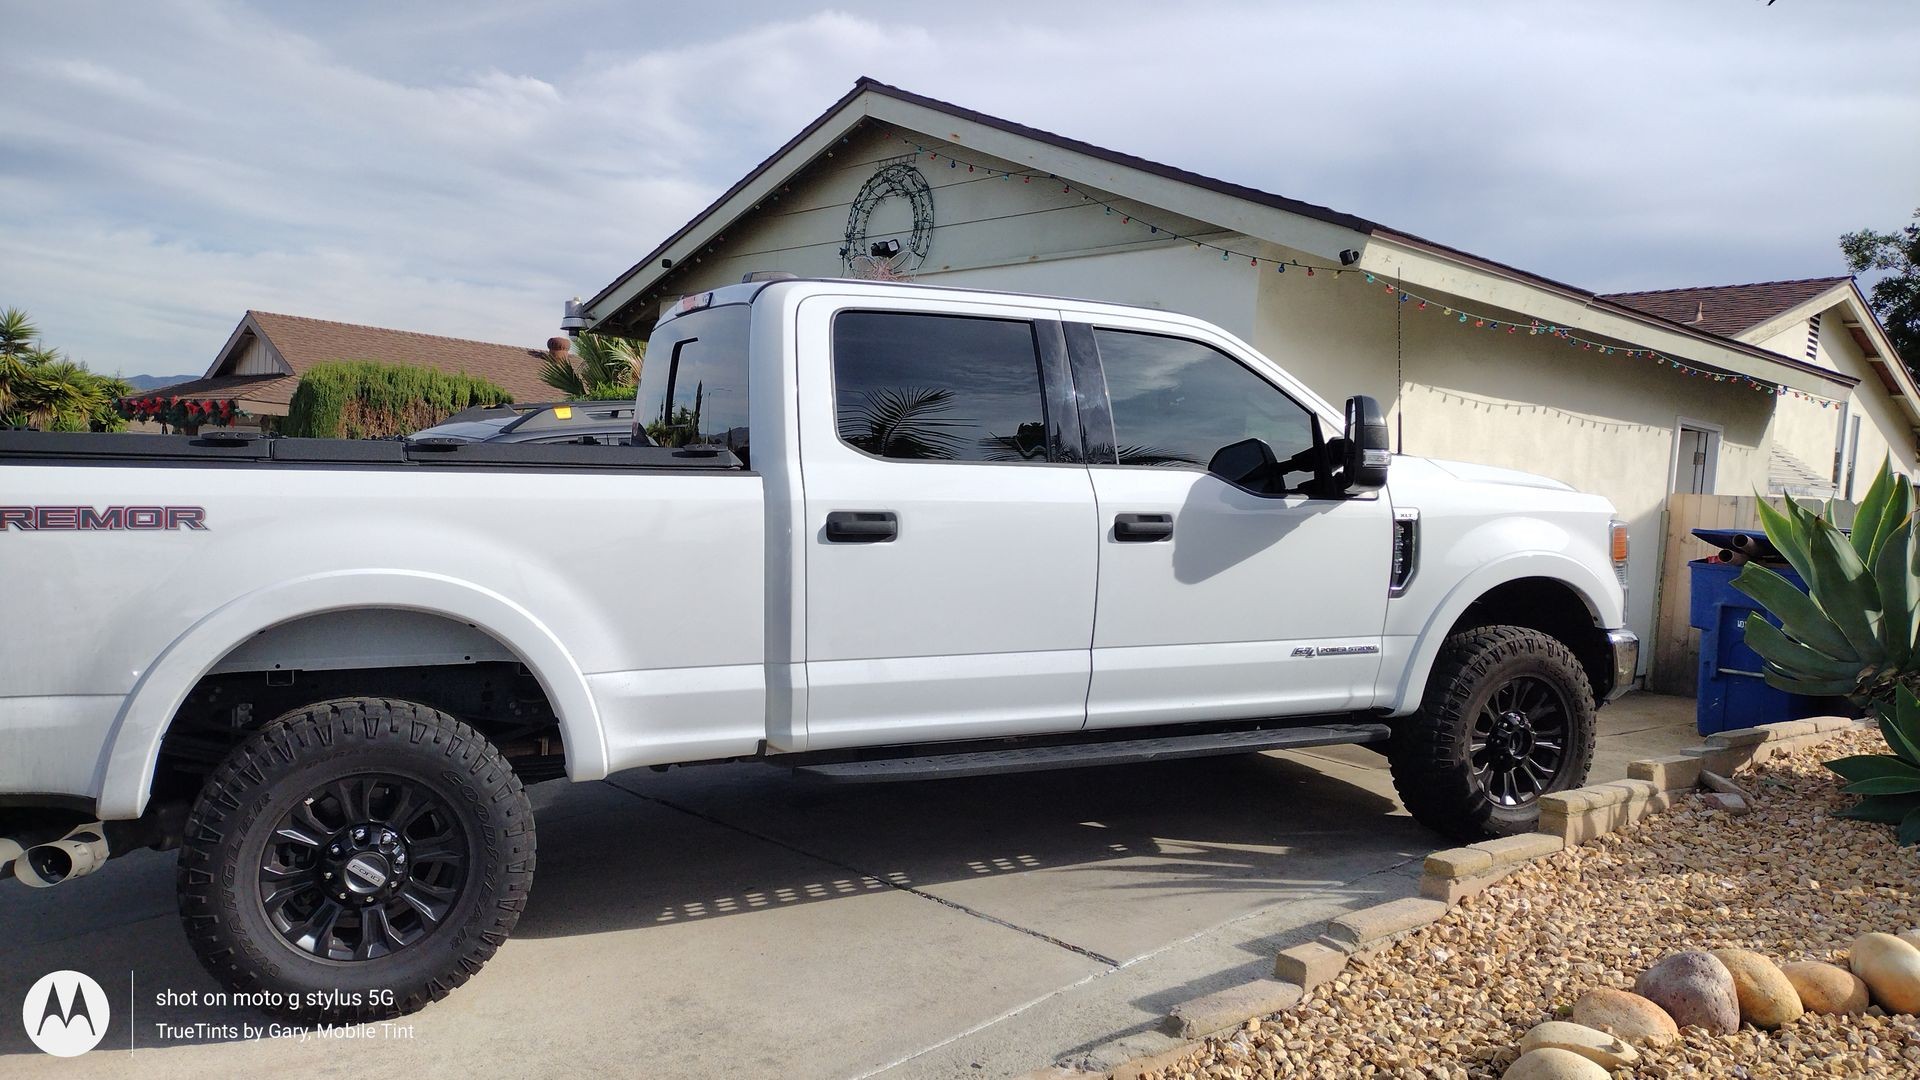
[640,301,751,460]
[830,310,1052,463]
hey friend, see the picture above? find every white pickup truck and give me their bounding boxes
[0,278,1635,1021]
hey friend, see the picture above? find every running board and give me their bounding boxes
[790,723,1393,783]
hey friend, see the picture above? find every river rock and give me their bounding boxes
[1711,948,1803,1028]
[1502,1047,1609,1080]
[1781,960,1870,1015]
[1634,950,1740,1034]
[1517,1021,1638,1069]
[1850,932,1920,1014]
[1571,986,1679,1045]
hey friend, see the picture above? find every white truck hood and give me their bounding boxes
[1423,458,1575,492]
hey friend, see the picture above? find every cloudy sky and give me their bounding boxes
[3,1,1916,377]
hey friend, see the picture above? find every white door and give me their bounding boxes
[797,297,1099,749]
[1075,322,1392,728]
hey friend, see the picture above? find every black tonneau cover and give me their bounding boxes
[0,430,744,471]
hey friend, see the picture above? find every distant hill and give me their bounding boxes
[122,374,199,391]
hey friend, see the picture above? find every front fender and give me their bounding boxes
[1384,551,1622,715]
[94,569,606,820]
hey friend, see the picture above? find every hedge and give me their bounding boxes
[283,361,513,439]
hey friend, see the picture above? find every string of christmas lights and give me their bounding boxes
[904,139,1848,409]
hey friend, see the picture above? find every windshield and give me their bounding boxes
[638,303,750,458]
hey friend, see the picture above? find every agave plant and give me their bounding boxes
[1733,457,1920,842]
[1826,686,1920,843]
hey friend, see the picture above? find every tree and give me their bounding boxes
[1841,208,1920,376]
[0,307,129,431]
[541,333,642,400]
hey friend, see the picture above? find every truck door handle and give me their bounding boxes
[1113,512,1174,542]
[825,511,898,543]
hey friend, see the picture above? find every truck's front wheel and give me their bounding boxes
[1388,625,1596,841]
[176,699,535,1022]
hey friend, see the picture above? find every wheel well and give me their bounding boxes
[1447,577,1614,699]
[153,612,569,807]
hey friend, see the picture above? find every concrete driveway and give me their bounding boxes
[0,693,1698,1079]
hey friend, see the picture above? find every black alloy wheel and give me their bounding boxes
[1469,674,1571,808]
[259,773,471,962]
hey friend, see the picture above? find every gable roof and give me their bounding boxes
[584,77,1856,398]
[237,311,553,402]
[1601,277,1852,338]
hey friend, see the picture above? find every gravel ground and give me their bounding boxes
[1147,728,1920,1079]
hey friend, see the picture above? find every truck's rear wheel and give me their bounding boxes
[1388,625,1595,841]
[177,698,534,1022]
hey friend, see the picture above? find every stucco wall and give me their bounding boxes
[1752,312,1917,496]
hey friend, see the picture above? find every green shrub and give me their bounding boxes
[283,361,512,439]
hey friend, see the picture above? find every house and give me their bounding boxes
[578,77,1916,684]
[132,310,556,429]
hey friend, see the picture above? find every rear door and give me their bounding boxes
[796,295,1098,749]
[1069,317,1392,728]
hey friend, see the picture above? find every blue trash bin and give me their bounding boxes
[1689,558,1838,735]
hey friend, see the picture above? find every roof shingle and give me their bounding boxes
[244,311,554,402]
[1600,277,1850,338]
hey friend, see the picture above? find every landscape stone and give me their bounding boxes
[1570,987,1679,1045]
[1710,948,1803,1028]
[1516,1020,1638,1068]
[1781,960,1870,1015]
[1502,1047,1609,1080]
[1633,950,1739,1034]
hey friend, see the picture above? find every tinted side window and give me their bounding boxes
[1094,329,1318,470]
[833,311,1050,463]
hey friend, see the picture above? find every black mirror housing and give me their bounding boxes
[1342,395,1391,492]
[1206,437,1277,489]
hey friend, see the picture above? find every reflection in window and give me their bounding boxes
[639,303,750,456]
[832,312,1049,463]
[1094,329,1317,469]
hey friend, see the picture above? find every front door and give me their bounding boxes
[798,296,1098,749]
[1072,319,1392,728]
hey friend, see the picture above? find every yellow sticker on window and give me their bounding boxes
[553,406,573,419]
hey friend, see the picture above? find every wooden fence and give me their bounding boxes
[1647,493,1855,696]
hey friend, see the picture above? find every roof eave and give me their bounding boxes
[1361,231,1858,396]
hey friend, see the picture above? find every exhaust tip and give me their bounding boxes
[17,830,107,888]
[24,844,75,885]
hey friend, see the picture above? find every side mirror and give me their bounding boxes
[1342,395,1391,492]
[1207,437,1277,489]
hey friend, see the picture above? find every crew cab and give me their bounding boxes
[0,278,1636,1021]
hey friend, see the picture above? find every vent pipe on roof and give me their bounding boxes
[1688,301,1706,325]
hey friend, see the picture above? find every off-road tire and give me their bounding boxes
[177,698,535,1023]
[1388,625,1596,841]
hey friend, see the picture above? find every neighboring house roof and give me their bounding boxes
[130,372,300,407]
[1602,277,1852,338]
[143,311,554,412]
[584,76,1857,398]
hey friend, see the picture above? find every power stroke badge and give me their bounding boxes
[0,505,207,531]
[23,970,110,1057]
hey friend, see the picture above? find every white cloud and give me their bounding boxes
[1,0,1915,375]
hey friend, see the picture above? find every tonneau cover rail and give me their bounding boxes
[0,430,745,471]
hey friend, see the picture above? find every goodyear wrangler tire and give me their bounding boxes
[176,698,535,1023]
[1388,625,1596,841]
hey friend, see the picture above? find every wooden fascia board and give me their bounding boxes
[1355,238,1857,397]
[864,96,1367,262]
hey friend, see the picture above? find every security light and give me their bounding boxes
[869,239,902,259]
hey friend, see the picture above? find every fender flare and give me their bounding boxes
[94,569,607,819]
[1386,552,1621,715]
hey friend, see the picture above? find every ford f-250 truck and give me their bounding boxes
[0,278,1635,1022]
